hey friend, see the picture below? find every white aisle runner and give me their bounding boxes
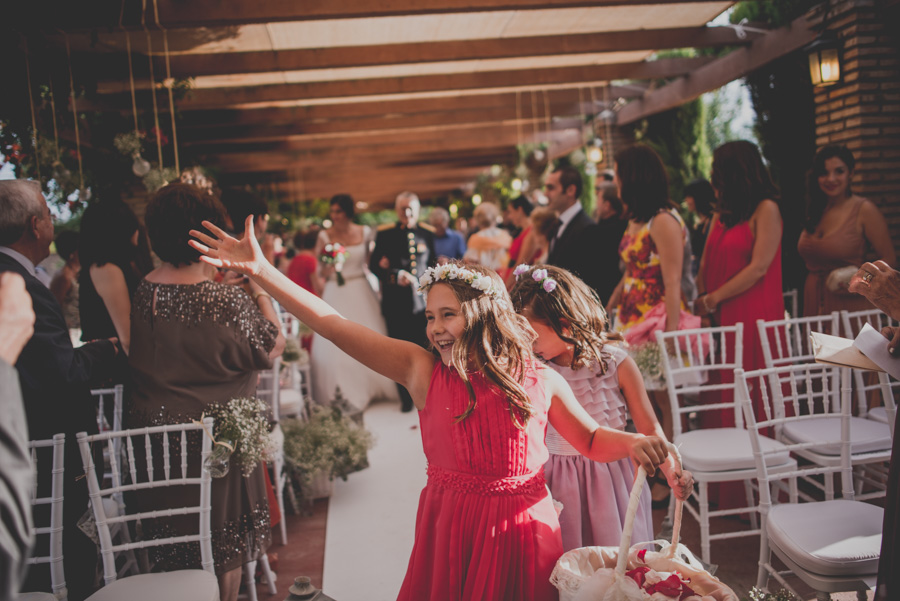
[322,399,427,601]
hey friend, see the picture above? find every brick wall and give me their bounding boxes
[814,0,900,252]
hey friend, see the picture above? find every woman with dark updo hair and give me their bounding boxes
[309,193,399,411]
[126,183,285,601]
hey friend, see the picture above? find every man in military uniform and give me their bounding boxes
[370,191,436,412]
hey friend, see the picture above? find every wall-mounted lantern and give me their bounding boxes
[805,34,841,87]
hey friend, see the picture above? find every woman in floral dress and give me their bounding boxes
[608,145,695,505]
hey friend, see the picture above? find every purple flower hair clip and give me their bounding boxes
[514,264,557,292]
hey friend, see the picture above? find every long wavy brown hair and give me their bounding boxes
[711,141,780,228]
[421,261,537,430]
[510,265,622,373]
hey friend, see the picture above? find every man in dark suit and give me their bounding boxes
[369,191,436,412]
[0,180,117,600]
[544,165,605,297]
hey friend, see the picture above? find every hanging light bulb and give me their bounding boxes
[472,194,482,206]
[449,204,458,218]
[586,138,604,164]
[132,154,151,176]
[511,178,523,192]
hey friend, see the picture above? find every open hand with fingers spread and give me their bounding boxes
[189,215,266,277]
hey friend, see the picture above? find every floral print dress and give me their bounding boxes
[614,209,687,332]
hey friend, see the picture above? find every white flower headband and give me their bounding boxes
[513,264,558,292]
[418,263,508,308]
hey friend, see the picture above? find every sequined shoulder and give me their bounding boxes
[133,280,278,352]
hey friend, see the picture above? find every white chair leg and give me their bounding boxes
[243,560,259,601]
[743,480,758,530]
[756,518,770,590]
[273,459,288,545]
[259,554,277,595]
[698,481,711,565]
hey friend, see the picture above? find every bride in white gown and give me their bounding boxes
[310,195,399,410]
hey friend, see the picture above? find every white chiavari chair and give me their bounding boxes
[77,420,219,601]
[657,324,796,564]
[841,308,900,427]
[737,365,882,600]
[20,434,67,601]
[782,289,798,319]
[758,313,893,501]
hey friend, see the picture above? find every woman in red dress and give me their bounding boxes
[695,140,784,508]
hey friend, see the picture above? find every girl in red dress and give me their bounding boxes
[190,219,686,601]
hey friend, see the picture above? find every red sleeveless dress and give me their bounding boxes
[396,361,562,601]
[701,219,784,508]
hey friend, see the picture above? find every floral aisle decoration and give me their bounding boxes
[204,397,277,478]
[319,243,349,286]
[631,341,665,389]
[747,588,796,601]
[281,336,309,365]
[281,405,373,503]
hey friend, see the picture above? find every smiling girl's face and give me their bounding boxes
[520,306,572,366]
[425,283,467,365]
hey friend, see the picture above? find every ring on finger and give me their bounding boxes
[862,271,874,284]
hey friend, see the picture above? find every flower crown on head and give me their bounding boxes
[513,264,558,292]
[418,263,508,308]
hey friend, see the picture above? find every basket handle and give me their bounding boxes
[615,442,684,574]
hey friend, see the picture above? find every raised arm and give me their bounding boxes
[649,212,684,332]
[190,217,434,398]
[543,367,668,475]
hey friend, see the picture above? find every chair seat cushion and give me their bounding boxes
[767,500,882,576]
[86,571,219,601]
[676,428,790,472]
[782,416,891,455]
[867,407,888,424]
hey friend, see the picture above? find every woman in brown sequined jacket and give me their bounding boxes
[126,184,285,601]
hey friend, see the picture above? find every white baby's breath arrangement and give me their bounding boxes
[208,397,276,477]
[631,341,665,387]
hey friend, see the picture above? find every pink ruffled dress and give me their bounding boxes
[544,346,653,552]
[397,360,562,601]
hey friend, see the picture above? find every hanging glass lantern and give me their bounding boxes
[805,34,841,87]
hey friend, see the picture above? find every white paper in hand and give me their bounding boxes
[853,322,900,380]
[810,330,882,371]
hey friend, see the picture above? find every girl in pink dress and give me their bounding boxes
[190,220,680,601]
[511,265,692,551]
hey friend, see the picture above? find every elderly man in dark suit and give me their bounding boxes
[544,165,605,297]
[369,191,436,412]
[0,180,117,600]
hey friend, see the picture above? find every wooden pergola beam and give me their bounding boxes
[88,57,711,110]
[120,0,733,28]
[178,87,641,128]
[617,12,819,124]
[82,27,756,79]
[188,123,582,155]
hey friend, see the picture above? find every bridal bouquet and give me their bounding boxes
[207,397,277,477]
[320,243,349,286]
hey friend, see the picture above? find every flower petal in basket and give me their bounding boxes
[628,542,739,601]
[571,567,644,601]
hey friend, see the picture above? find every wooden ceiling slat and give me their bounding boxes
[178,88,640,128]
[82,27,755,79]
[86,57,711,110]
[141,0,732,28]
